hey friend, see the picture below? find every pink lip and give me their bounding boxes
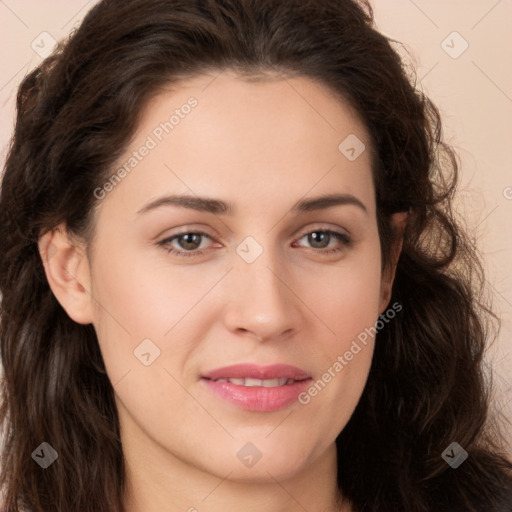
[201,364,312,412]
[201,363,311,381]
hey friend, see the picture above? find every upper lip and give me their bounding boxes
[202,363,311,381]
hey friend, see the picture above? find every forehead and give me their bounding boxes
[139,71,368,148]
[98,71,375,220]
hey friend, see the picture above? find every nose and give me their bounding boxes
[222,250,303,342]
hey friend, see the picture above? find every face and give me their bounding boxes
[47,72,400,485]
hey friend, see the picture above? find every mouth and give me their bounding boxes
[201,362,311,381]
[200,364,312,412]
[206,377,298,387]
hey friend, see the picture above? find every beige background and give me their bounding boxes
[1,1,511,450]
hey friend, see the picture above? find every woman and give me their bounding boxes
[0,0,511,510]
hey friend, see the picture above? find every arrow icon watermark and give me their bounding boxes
[338,133,366,161]
[441,442,468,468]
[31,442,58,469]
[237,442,263,468]
[133,338,161,366]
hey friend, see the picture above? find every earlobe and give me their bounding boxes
[379,211,409,314]
[38,224,94,325]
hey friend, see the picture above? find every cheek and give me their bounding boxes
[90,240,215,336]
[303,243,383,358]
[294,240,382,427]
[88,240,228,387]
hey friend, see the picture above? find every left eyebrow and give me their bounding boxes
[291,193,368,215]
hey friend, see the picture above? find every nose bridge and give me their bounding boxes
[223,235,300,339]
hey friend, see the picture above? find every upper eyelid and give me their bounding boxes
[162,223,351,240]
[160,230,214,246]
[295,224,350,238]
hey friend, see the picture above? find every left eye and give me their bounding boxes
[294,230,351,253]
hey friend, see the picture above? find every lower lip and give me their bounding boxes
[201,378,313,412]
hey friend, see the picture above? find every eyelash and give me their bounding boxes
[157,228,352,258]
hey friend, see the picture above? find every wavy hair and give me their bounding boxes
[1,0,511,510]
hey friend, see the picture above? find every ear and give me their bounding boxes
[379,211,409,314]
[38,224,94,324]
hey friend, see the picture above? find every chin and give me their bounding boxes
[203,436,324,483]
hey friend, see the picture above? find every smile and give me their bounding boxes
[211,377,296,387]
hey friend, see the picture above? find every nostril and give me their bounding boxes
[239,329,263,342]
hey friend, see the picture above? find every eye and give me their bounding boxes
[293,229,352,255]
[157,228,352,259]
[158,231,215,257]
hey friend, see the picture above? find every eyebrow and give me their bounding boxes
[136,193,368,215]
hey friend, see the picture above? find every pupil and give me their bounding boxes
[309,231,329,248]
[180,233,200,250]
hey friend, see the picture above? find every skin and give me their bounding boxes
[39,71,406,512]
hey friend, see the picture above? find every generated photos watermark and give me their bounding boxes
[298,301,402,405]
[93,97,198,200]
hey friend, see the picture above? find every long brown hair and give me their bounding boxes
[1,0,511,510]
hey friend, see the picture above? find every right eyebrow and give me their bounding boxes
[136,194,234,215]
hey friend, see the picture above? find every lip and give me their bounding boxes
[201,364,312,412]
[201,363,311,381]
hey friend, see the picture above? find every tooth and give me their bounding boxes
[228,378,245,385]
[244,378,263,387]
[262,378,280,387]
[222,377,295,387]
